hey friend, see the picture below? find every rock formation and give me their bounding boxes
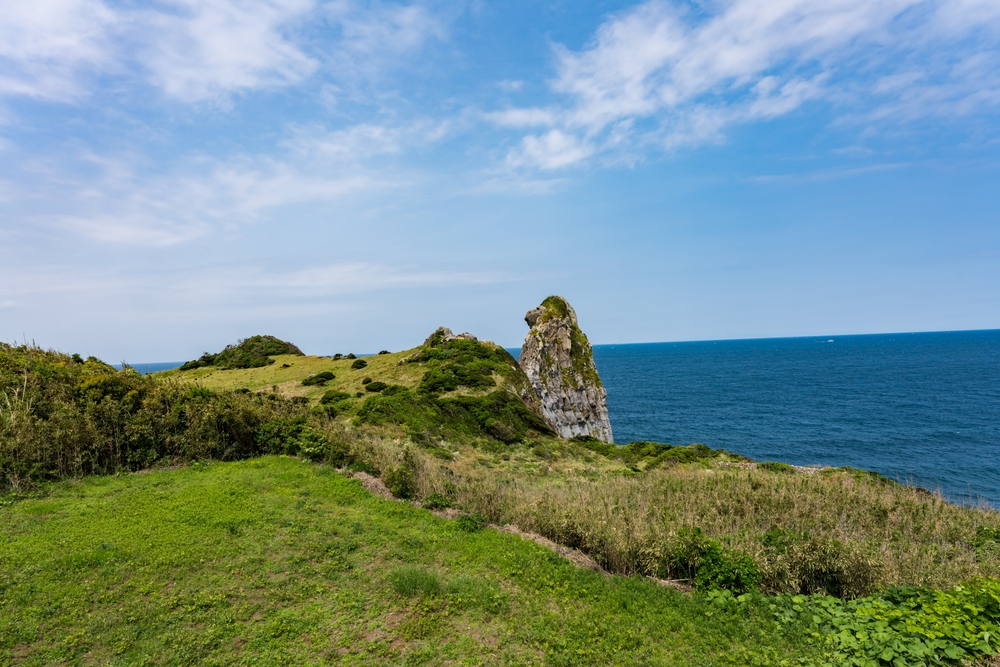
[519,296,613,443]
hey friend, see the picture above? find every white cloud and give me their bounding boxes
[485,108,557,128]
[501,0,1000,169]
[0,0,117,100]
[0,0,446,102]
[136,0,319,102]
[2,116,453,246]
[507,130,595,170]
[242,262,511,297]
[327,1,444,59]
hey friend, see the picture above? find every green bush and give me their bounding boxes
[302,371,334,386]
[180,336,303,371]
[383,449,417,499]
[389,566,441,597]
[351,359,367,370]
[0,343,311,491]
[361,377,372,385]
[345,354,357,360]
[378,350,390,355]
[422,492,453,510]
[365,381,387,393]
[694,543,761,594]
[758,461,794,473]
[320,390,351,405]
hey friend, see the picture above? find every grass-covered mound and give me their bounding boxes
[179,335,303,370]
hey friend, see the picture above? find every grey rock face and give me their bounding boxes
[519,296,613,443]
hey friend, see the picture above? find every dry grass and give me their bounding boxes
[322,424,1000,597]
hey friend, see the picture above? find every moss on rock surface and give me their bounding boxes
[520,296,613,442]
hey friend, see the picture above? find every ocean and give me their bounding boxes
[591,330,1000,506]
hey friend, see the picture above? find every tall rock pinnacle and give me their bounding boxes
[518,296,613,443]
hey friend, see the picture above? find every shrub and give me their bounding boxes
[365,381,387,393]
[662,527,760,593]
[389,566,440,597]
[302,371,334,386]
[382,385,406,396]
[361,377,372,385]
[694,543,761,594]
[378,350,390,355]
[320,390,351,405]
[351,359,367,370]
[423,493,453,510]
[346,354,357,360]
[333,354,342,360]
[758,461,794,473]
[383,448,417,499]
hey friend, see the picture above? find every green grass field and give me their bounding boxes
[158,351,425,405]
[0,457,820,666]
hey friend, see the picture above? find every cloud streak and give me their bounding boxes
[497,0,1000,169]
[0,0,446,103]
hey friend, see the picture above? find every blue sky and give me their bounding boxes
[1,0,999,362]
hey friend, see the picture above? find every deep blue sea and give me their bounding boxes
[115,361,185,375]
[589,331,1000,506]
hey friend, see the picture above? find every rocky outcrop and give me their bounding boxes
[519,296,613,443]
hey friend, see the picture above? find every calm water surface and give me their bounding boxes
[591,331,1000,505]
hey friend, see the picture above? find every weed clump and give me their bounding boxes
[389,566,441,597]
[365,381,387,393]
[456,513,488,532]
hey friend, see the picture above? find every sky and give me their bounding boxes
[1,0,999,362]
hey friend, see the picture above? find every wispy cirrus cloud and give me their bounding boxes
[495,0,1000,170]
[5,114,457,246]
[135,0,320,103]
[0,0,447,103]
[0,0,118,101]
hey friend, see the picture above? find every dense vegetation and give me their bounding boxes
[179,335,303,370]
[0,343,309,491]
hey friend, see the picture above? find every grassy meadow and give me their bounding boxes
[157,351,424,404]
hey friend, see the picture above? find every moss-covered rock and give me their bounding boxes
[519,296,612,442]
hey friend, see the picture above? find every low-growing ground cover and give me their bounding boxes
[0,457,825,666]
